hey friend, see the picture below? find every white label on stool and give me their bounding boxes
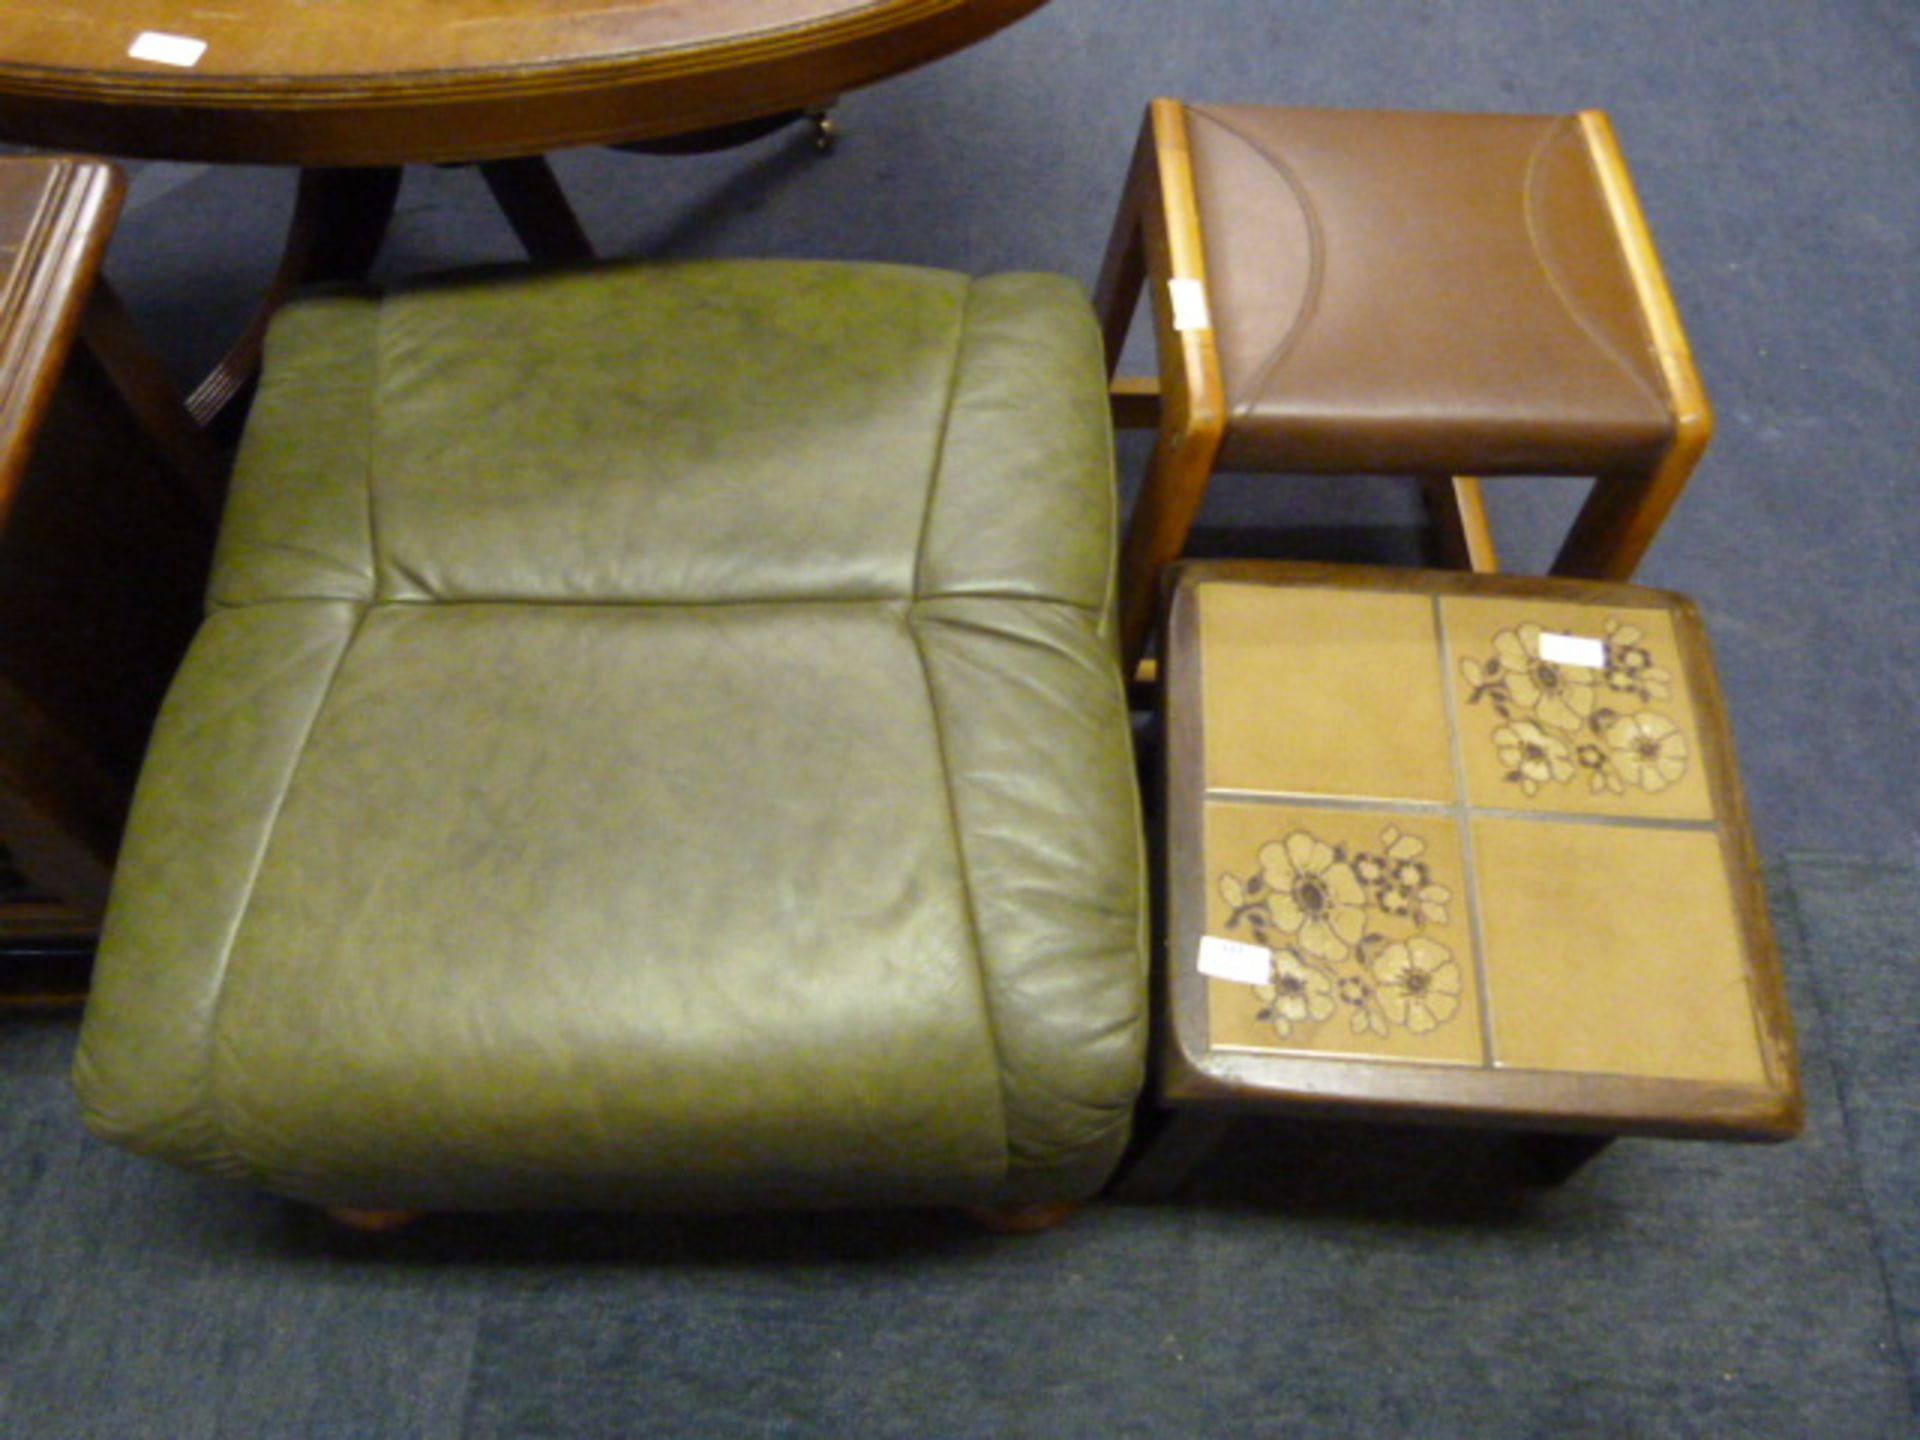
[1168,278,1212,332]
[1538,631,1607,669]
[128,31,208,66]
[1196,936,1273,985]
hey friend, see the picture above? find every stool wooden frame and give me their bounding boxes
[1094,100,1714,673]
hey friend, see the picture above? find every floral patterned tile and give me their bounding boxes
[1203,800,1485,1066]
[1442,596,1715,822]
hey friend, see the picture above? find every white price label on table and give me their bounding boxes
[1196,936,1273,985]
[1538,631,1607,668]
[128,31,208,67]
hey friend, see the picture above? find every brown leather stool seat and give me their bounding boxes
[1097,101,1712,668]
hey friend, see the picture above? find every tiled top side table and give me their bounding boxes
[1133,561,1800,1189]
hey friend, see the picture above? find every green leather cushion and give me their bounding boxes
[74,261,1147,1210]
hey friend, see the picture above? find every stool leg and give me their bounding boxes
[1422,476,1501,573]
[1108,376,1162,432]
[1096,121,1167,433]
[1564,111,1713,583]
[1106,101,1227,677]
[1554,359,1711,580]
[1118,418,1223,672]
[1553,445,1702,581]
[1093,112,1173,673]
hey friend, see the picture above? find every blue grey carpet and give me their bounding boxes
[2,1,1915,1434]
[1,859,1913,1437]
[1780,855,1920,1419]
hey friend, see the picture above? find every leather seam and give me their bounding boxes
[365,295,389,600]
[205,591,1108,616]
[1524,116,1672,420]
[909,277,976,601]
[905,607,1015,1183]
[1189,106,1326,423]
[200,601,370,1185]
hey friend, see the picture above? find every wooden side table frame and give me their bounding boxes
[1,157,215,982]
[1095,101,1714,674]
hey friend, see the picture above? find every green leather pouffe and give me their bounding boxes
[73,261,1147,1212]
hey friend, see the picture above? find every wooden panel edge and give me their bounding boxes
[1577,110,1713,457]
[0,157,124,525]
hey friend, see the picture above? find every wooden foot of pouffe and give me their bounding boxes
[326,1208,423,1234]
[964,1200,1082,1235]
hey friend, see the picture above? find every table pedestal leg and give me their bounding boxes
[478,157,597,264]
[186,166,403,435]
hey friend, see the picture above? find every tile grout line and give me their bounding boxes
[1202,788,1718,832]
[1204,790,1455,815]
[1433,594,1500,1072]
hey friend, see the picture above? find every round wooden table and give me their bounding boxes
[0,0,1052,423]
[0,0,1051,164]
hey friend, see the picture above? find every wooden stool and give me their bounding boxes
[1095,101,1713,669]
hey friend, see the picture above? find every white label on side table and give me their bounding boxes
[1539,631,1607,669]
[128,31,208,67]
[1196,936,1273,985]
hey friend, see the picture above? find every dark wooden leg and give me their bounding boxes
[1117,416,1222,677]
[186,166,402,434]
[963,1200,1082,1234]
[295,167,406,282]
[1553,469,1661,581]
[1553,431,1702,581]
[478,156,596,264]
[1111,1109,1232,1201]
[1516,1132,1613,1185]
[80,281,226,520]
